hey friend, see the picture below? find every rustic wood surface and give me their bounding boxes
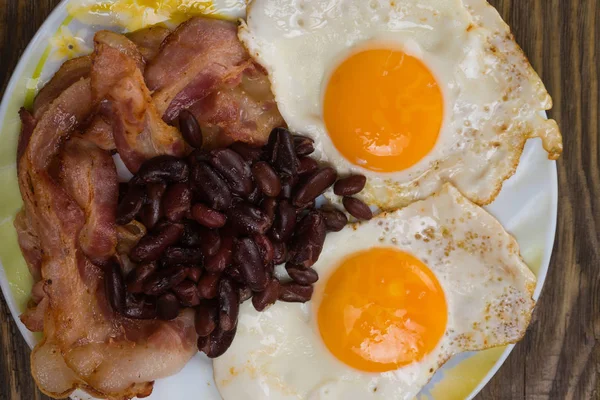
[0,0,598,399]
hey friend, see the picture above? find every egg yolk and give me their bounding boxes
[323,49,444,172]
[317,248,447,372]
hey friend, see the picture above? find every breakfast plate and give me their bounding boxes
[0,1,559,399]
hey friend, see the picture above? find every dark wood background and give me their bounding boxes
[0,0,598,399]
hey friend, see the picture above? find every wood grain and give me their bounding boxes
[0,0,598,399]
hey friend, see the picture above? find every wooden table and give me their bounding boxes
[0,0,598,399]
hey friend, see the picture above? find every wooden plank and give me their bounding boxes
[0,1,597,399]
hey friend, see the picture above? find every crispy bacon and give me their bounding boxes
[145,16,284,147]
[92,31,189,173]
[126,25,171,63]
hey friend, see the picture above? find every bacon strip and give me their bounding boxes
[126,25,171,63]
[92,31,189,173]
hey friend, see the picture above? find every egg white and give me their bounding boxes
[239,0,562,209]
[213,184,536,400]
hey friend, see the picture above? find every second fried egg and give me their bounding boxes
[239,0,562,209]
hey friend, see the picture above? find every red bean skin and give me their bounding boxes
[209,149,254,196]
[219,278,240,332]
[252,279,281,312]
[252,161,281,197]
[163,183,192,222]
[288,211,327,268]
[342,197,373,220]
[298,157,318,176]
[191,203,227,228]
[195,300,218,337]
[320,208,348,232]
[135,155,189,184]
[179,109,203,148]
[279,283,314,303]
[130,222,184,263]
[293,135,315,156]
[205,235,233,274]
[334,175,367,196]
[140,183,166,229]
[271,200,297,242]
[197,273,220,299]
[202,326,237,358]
[227,203,271,235]
[286,264,319,285]
[293,167,337,207]
[191,162,232,211]
[252,233,274,266]
[233,237,268,292]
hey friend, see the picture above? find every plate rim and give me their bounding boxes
[0,1,559,398]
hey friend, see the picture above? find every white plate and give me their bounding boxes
[0,1,558,399]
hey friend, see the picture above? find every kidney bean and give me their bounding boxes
[197,272,220,299]
[252,161,281,197]
[342,197,373,220]
[293,135,315,156]
[227,203,271,235]
[202,326,237,358]
[295,200,316,215]
[187,267,202,283]
[163,183,192,222]
[122,294,157,320]
[252,278,281,312]
[178,109,203,148]
[286,264,319,285]
[187,148,210,166]
[293,167,337,207]
[105,262,126,312]
[157,293,180,320]
[298,157,319,176]
[252,234,274,266]
[140,183,167,229]
[334,175,367,196]
[136,155,189,184]
[225,264,244,284]
[272,241,288,265]
[264,127,282,164]
[126,262,157,293]
[271,200,296,242]
[233,238,268,291]
[230,141,262,162]
[173,280,201,307]
[191,162,232,210]
[130,222,184,263]
[199,228,221,258]
[272,128,299,176]
[116,185,146,225]
[246,184,262,204]
[162,247,203,266]
[209,149,254,196]
[191,203,227,228]
[279,174,297,199]
[219,278,240,332]
[288,211,326,268]
[239,286,253,303]
[261,197,278,224]
[142,267,187,296]
[320,208,348,232]
[195,300,218,337]
[180,220,202,247]
[205,235,233,273]
[279,283,314,303]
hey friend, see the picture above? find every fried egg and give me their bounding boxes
[213,184,536,399]
[239,0,563,209]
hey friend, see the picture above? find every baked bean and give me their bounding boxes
[293,167,337,207]
[178,109,203,148]
[334,175,367,196]
[272,241,288,265]
[233,237,268,291]
[342,197,373,220]
[197,272,220,299]
[286,264,319,285]
[320,208,348,232]
[252,161,281,197]
[140,183,166,229]
[205,235,233,273]
[186,267,202,283]
[191,203,227,228]
[298,157,319,176]
[162,247,203,266]
[229,141,262,162]
[116,185,146,225]
[142,267,187,296]
[252,233,274,266]
[191,162,232,210]
[126,262,157,293]
[219,278,239,332]
[173,280,201,307]
[135,155,189,184]
[195,300,218,337]
[279,283,314,303]
[209,149,254,196]
[105,262,126,312]
[293,135,315,156]
[227,203,271,235]
[199,228,221,258]
[202,326,237,358]
[163,183,192,222]
[157,293,180,320]
[288,211,326,268]
[130,222,184,263]
[122,294,157,320]
[271,200,296,242]
[252,279,281,312]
